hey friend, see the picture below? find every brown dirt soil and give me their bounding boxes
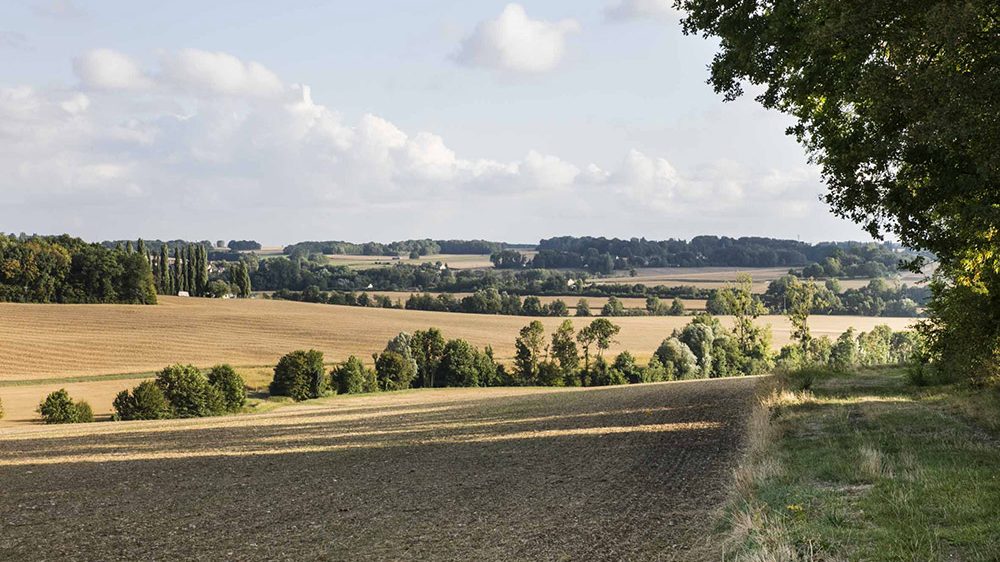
[0,378,757,561]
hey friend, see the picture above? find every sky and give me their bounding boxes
[0,0,871,245]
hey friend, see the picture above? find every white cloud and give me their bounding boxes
[455,4,580,73]
[0,47,842,242]
[74,49,151,90]
[159,49,285,98]
[605,0,682,22]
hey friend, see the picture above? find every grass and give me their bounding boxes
[723,367,1000,561]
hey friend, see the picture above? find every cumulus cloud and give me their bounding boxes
[74,49,151,90]
[605,0,682,22]
[455,4,580,73]
[159,49,285,98]
[0,47,837,241]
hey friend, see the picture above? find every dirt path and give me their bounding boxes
[0,379,758,561]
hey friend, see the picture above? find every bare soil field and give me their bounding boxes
[0,378,757,561]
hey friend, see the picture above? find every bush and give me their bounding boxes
[536,360,565,386]
[37,389,93,424]
[332,356,372,394]
[612,351,644,384]
[784,367,833,391]
[156,364,226,417]
[113,380,172,421]
[654,337,698,379]
[0,396,4,419]
[74,401,95,423]
[375,351,417,391]
[584,356,627,386]
[208,364,247,412]
[437,339,483,387]
[270,350,328,401]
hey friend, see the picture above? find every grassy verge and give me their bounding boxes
[723,367,1000,561]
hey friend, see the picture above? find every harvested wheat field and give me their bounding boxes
[0,378,757,561]
[599,266,927,292]
[365,291,707,312]
[0,297,915,383]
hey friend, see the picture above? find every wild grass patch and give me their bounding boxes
[720,367,1000,561]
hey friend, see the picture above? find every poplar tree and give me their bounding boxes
[173,247,184,293]
[196,245,208,296]
[185,245,195,295]
[159,245,169,294]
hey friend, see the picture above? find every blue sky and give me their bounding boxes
[0,0,869,244]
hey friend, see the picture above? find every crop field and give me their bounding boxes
[365,291,707,312]
[323,253,524,270]
[0,297,914,423]
[0,378,757,560]
[598,266,927,292]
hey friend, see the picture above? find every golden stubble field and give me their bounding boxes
[598,266,927,292]
[0,296,914,422]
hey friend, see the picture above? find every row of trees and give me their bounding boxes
[112,364,246,421]
[272,286,691,319]
[705,275,928,318]
[0,234,156,304]
[534,236,915,271]
[282,239,506,258]
[149,243,208,296]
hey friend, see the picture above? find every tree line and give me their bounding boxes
[282,239,507,258]
[0,234,156,304]
[33,276,920,424]
[531,236,917,273]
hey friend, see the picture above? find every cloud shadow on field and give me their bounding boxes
[0,380,757,561]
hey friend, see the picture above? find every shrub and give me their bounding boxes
[270,350,328,401]
[37,389,93,424]
[0,396,4,419]
[74,401,95,423]
[157,364,226,417]
[784,366,833,391]
[437,339,483,387]
[113,380,172,421]
[644,356,669,382]
[536,360,565,386]
[375,351,417,391]
[208,364,247,412]
[612,351,644,384]
[332,356,371,394]
[654,337,698,379]
[590,362,628,386]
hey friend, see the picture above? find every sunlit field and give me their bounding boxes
[0,296,914,423]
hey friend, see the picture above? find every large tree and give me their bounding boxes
[679,0,999,380]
